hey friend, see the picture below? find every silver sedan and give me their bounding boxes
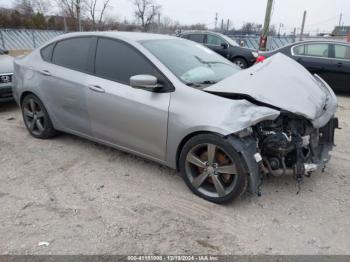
[13,32,338,203]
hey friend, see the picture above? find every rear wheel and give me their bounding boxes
[179,134,248,204]
[232,57,248,69]
[21,94,57,139]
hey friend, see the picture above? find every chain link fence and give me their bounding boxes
[0,29,64,50]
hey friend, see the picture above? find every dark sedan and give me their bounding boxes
[259,41,350,93]
[179,31,258,69]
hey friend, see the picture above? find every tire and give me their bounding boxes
[232,57,248,69]
[179,134,248,204]
[21,94,57,139]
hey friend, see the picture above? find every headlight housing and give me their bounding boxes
[252,51,259,58]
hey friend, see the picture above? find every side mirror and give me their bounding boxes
[130,75,161,92]
[221,43,229,49]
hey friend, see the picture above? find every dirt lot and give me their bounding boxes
[0,96,349,255]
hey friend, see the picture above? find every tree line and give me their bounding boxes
[0,0,280,35]
[0,0,208,33]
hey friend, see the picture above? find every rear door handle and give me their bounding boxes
[337,62,343,67]
[39,70,51,76]
[88,85,105,93]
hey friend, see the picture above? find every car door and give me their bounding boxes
[37,37,94,135]
[205,34,229,58]
[329,43,350,92]
[291,43,334,87]
[86,37,171,161]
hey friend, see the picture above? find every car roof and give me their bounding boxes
[292,40,350,45]
[180,30,223,37]
[51,31,177,43]
[265,39,350,53]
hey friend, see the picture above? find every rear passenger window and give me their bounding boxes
[95,38,162,85]
[41,43,55,62]
[52,37,92,71]
[305,44,329,58]
[187,34,205,44]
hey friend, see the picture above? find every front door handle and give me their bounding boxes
[88,85,105,93]
[39,70,51,76]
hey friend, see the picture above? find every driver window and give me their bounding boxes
[335,45,350,60]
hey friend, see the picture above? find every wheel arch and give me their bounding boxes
[20,91,39,106]
[19,91,58,130]
[175,131,223,171]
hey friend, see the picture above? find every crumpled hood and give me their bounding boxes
[204,53,338,128]
[0,55,14,73]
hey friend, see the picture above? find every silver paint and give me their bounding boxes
[13,32,337,169]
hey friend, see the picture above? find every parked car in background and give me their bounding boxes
[13,32,338,204]
[179,31,258,69]
[259,41,350,93]
[0,48,14,102]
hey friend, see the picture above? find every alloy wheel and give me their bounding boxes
[23,98,46,136]
[234,60,246,69]
[185,143,238,198]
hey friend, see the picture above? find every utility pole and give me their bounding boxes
[63,16,68,32]
[293,27,297,42]
[339,13,343,27]
[77,0,81,31]
[278,23,283,36]
[214,13,218,31]
[300,11,307,41]
[259,0,274,51]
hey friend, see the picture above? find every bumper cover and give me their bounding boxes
[0,85,13,101]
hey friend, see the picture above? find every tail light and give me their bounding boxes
[256,55,266,63]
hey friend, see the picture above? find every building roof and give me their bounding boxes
[332,26,350,36]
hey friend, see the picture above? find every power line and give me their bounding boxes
[304,15,339,28]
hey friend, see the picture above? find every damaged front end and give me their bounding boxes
[255,114,338,177]
[237,114,339,195]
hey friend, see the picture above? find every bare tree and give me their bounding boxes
[87,0,111,30]
[32,0,50,14]
[56,0,85,31]
[132,0,161,31]
[14,0,34,16]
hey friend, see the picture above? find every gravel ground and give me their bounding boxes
[0,96,349,255]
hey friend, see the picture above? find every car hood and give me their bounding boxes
[204,53,338,128]
[0,55,14,73]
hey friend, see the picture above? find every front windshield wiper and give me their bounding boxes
[194,56,228,66]
[185,80,217,87]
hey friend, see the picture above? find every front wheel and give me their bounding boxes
[232,57,248,69]
[21,94,57,139]
[179,134,248,204]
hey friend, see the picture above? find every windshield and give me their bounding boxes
[141,39,240,86]
[220,34,239,47]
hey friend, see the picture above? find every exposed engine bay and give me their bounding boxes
[253,114,338,182]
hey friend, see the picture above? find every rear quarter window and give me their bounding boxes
[40,43,55,62]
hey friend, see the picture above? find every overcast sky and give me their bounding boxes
[1,0,350,33]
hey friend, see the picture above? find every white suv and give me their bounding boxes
[0,48,14,102]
